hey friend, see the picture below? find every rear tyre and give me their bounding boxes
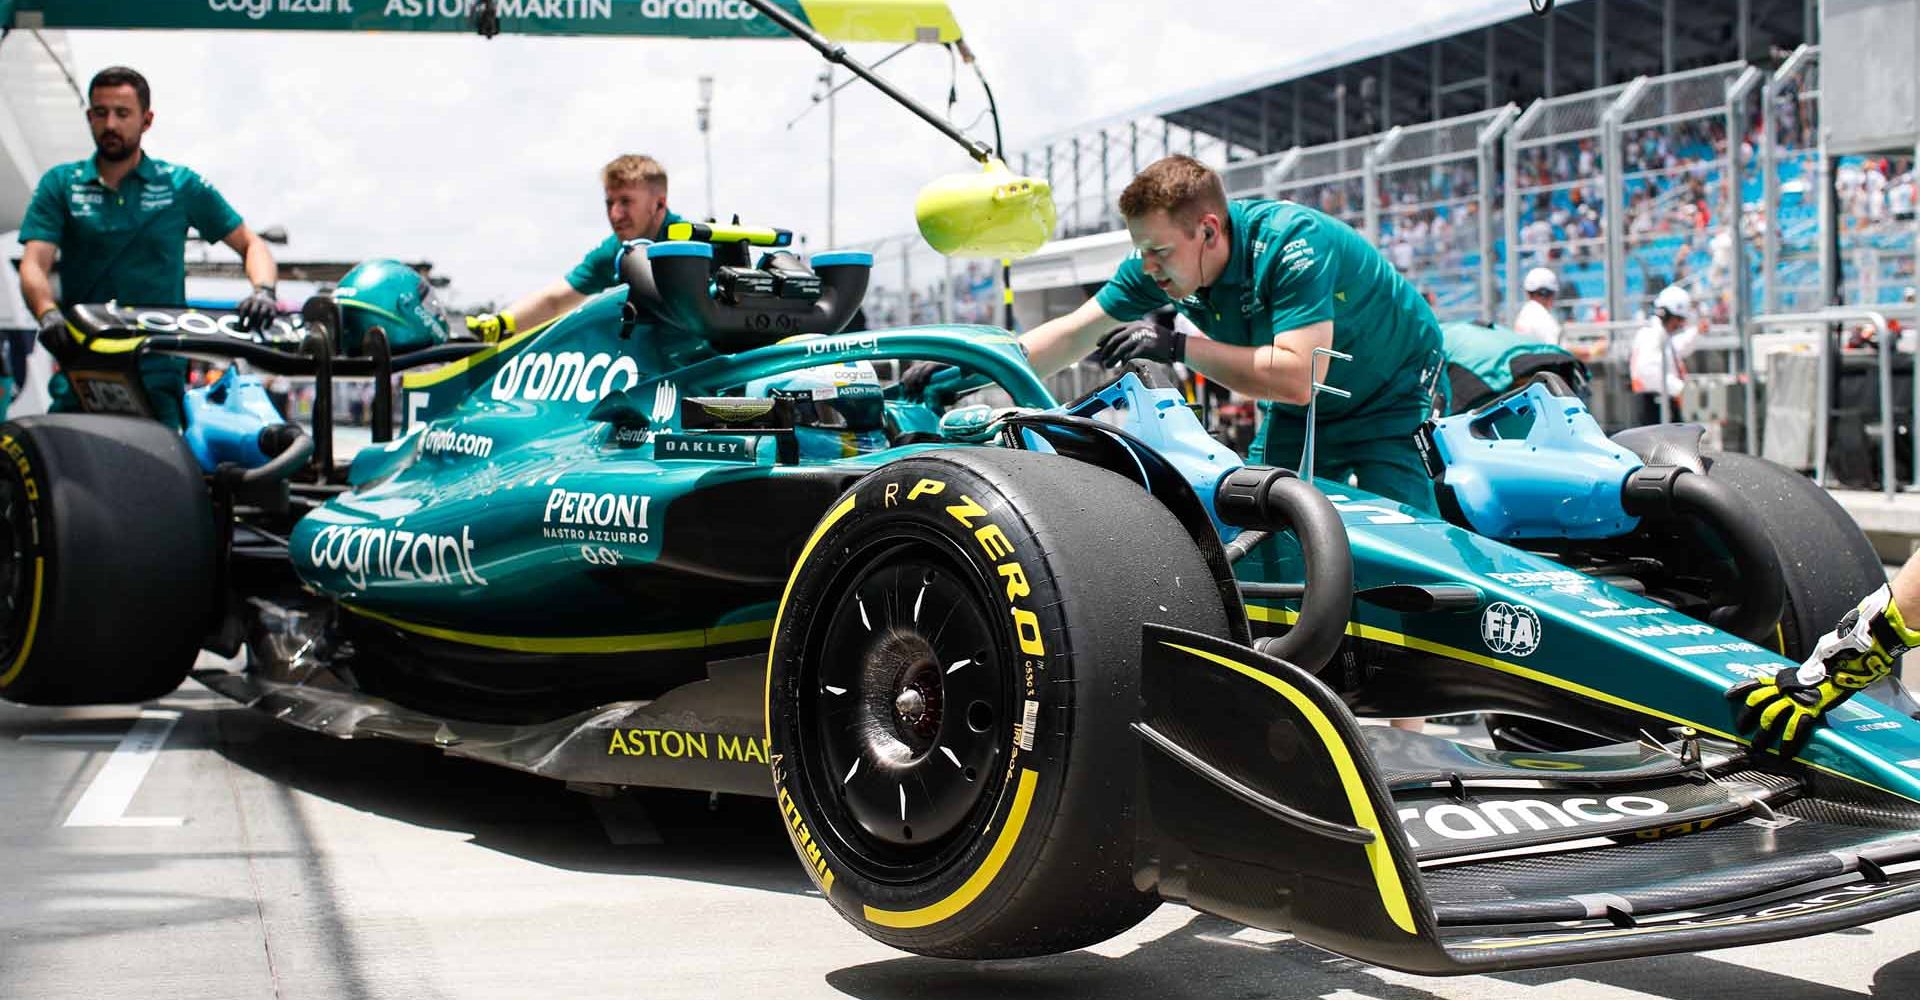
[767,448,1229,958]
[1703,451,1886,659]
[0,415,216,705]
[1486,451,1891,752]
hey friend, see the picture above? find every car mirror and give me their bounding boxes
[914,159,1056,259]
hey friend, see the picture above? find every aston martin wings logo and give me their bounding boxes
[652,381,679,425]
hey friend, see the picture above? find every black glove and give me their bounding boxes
[234,285,278,333]
[1095,321,1185,368]
[899,360,951,400]
[36,308,70,352]
[1727,583,1915,758]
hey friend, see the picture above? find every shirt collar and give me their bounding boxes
[78,152,159,185]
[1207,200,1255,290]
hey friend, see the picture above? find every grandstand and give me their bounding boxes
[860,0,1920,342]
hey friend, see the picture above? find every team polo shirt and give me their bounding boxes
[1094,198,1442,426]
[18,154,243,308]
[565,210,687,294]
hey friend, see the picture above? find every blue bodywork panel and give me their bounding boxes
[183,368,286,472]
[1427,381,1642,540]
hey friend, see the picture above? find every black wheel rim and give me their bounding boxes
[795,531,1014,883]
[0,475,31,663]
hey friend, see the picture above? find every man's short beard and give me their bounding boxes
[94,137,137,163]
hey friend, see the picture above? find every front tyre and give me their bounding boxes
[767,449,1228,958]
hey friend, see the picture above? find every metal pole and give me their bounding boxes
[1819,130,1835,307]
[1761,61,1783,313]
[826,67,837,246]
[1726,67,1764,453]
[1479,105,1519,325]
[1506,101,1542,320]
[1363,127,1402,246]
[941,255,953,324]
[1604,78,1652,329]
[697,75,715,221]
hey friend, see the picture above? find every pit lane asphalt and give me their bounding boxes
[3,676,1917,1000]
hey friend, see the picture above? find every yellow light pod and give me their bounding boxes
[914,159,1056,259]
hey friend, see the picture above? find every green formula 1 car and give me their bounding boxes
[4,219,1920,974]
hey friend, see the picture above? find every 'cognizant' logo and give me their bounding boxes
[308,524,486,589]
[491,351,642,404]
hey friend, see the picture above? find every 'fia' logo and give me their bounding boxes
[1481,602,1542,657]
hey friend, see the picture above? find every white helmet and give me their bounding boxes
[1523,267,1559,295]
[1653,284,1693,320]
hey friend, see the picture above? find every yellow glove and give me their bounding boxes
[1728,584,1920,757]
[465,312,516,343]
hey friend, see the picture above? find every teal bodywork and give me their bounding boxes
[285,279,1920,807]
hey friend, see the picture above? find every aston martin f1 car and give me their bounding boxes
[5,224,1920,973]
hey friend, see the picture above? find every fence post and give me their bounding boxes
[1603,77,1651,328]
[1362,126,1403,245]
[1725,66,1764,454]
[1504,100,1540,318]
[1478,104,1519,325]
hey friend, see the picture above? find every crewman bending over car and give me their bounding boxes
[16,65,280,428]
[903,155,1445,512]
[465,154,685,342]
[1732,551,1920,757]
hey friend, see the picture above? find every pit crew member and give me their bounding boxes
[909,155,1444,511]
[17,65,280,428]
[465,154,685,342]
[1731,551,1920,757]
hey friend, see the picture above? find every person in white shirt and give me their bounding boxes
[1513,267,1563,345]
[1629,285,1701,425]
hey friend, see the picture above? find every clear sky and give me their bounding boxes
[42,1,1496,307]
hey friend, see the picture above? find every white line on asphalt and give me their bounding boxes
[63,710,185,828]
[18,733,124,744]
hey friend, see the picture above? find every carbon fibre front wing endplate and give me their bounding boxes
[1133,623,1920,974]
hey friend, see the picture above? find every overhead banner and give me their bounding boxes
[3,0,963,43]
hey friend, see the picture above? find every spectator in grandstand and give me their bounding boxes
[1628,285,1701,426]
[463,154,682,342]
[1513,267,1563,346]
[906,155,1444,511]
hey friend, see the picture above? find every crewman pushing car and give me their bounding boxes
[904,154,1445,512]
[16,65,280,428]
[464,154,685,342]
[1731,550,1920,758]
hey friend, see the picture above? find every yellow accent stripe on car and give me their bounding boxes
[343,604,770,654]
[399,318,555,390]
[76,332,146,354]
[1248,603,1920,805]
[796,0,963,43]
[0,560,45,688]
[765,494,858,743]
[1246,604,1741,742]
[1161,639,1418,935]
[863,768,1039,928]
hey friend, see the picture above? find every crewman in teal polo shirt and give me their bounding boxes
[464,154,684,342]
[914,154,1443,510]
[16,66,279,429]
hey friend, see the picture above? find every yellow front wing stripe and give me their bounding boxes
[1161,639,1417,935]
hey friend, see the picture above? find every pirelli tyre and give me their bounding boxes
[767,448,1230,959]
[0,415,216,706]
